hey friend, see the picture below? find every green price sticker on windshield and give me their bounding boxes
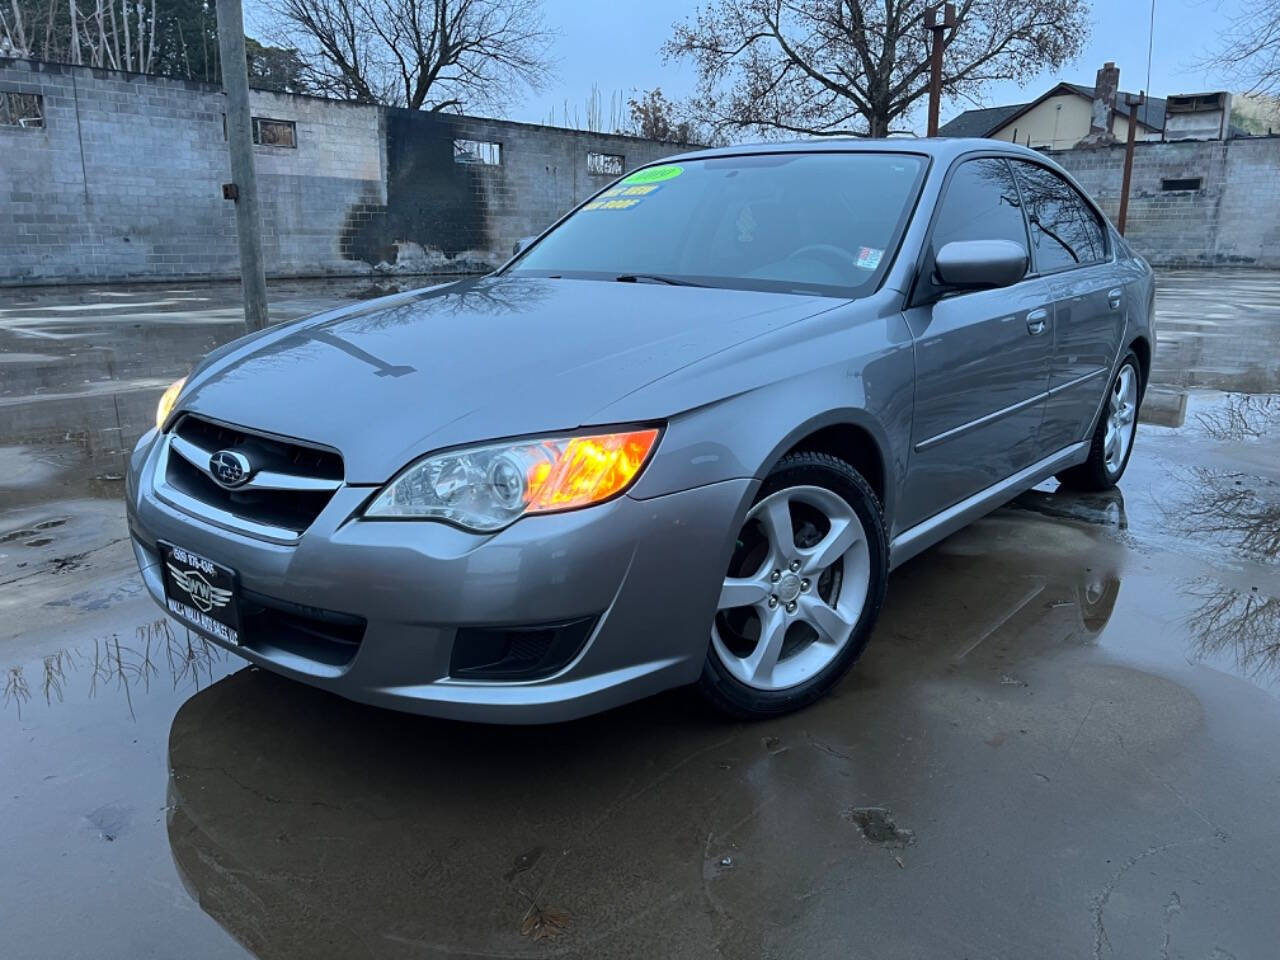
[623,164,683,185]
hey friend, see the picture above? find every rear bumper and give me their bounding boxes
[127,430,754,723]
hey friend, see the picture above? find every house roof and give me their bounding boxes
[1062,83,1167,130]
[939,82,1167,139]
[936,102,1029,138]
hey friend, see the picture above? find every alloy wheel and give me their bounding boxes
[712,485,871,691]
[1104,363,1138,474]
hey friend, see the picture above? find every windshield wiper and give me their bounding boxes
[614,273,704,287]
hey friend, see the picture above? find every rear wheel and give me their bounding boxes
[1057,352,1141,492]
[698,451,888,719]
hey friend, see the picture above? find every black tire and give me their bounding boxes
[698,451,889,720]
[1056,351,1142,492]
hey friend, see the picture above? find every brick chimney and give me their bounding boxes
[1079,62,1120,145]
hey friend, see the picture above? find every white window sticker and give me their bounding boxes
[856,246,883,270]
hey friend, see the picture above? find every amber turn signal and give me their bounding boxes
[156,377,186,430]
[525,429,660,513]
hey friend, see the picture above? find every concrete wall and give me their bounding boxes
[6,57,1280,280]
[0,58,688,286]
[1051,136,1280,267]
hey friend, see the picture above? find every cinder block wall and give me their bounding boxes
[1051,136,1280,267]
[10,55,1275,283]
[0,59,244,284]
[0,58,688,286]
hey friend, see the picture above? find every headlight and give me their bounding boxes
[156,377,186,430]
[363,428,661,532]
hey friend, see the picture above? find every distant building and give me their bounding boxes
[1163,92,1234,141]
[940,63,1166,149]
[941,62,1248,149]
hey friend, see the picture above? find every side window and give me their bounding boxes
[1010,161,1106,271]
[932,157,1029,252]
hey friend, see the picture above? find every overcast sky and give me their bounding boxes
[243,0,1248,132]
[509,0,1242,132]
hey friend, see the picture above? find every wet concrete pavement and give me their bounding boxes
[3,271,1280,959]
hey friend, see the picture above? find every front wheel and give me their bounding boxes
[1057,352,1142,492]
[698,451,888,719]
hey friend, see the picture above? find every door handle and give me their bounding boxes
[1108,288,1123,310]
[1026,308,1049,336]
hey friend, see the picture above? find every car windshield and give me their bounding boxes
[505,152,927,297]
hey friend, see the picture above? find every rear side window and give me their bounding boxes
[1010,161,1106,271]
[932,157,1029,252]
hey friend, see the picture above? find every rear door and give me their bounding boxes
[1009,160,1127,452]
[899,156,1055,530]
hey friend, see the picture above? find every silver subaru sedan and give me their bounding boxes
[127,139,1154,722]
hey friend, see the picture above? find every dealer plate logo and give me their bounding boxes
[166,562,232,612]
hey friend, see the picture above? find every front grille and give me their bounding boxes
[164,415,343,536]
[239,590,365,667]
[175,416,343,479]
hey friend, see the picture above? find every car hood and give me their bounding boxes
[180,276,833,482]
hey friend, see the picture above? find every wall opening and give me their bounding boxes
[253,117,297,148]
[454,138,502,165]
[0,91,44,128]
[1161,176,1203,192]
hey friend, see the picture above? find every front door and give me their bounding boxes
[899,157,1055,531]
[1009,160,1127,451]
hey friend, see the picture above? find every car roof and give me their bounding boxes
[663,137,1053,166]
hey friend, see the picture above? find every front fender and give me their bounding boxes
[622,299,914,526]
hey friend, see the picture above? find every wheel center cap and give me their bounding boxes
[778,573,802,603]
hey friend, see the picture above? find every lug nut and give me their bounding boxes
[770,569,781,583]
[801,579,810,592]
[785,600,797,613]
[789,559,801,572]
[768,596,778,608]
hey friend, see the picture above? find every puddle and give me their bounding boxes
[4,499,1280,957]
[1183,578,1280,682]
[2,619,228,722]
[1192,393,1280,442]
[1159,467,1280,560]
[0,276,468,511]
[1012,486,1128,529]
[2,269,1280,958]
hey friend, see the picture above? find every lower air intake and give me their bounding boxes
[449,618,596,681]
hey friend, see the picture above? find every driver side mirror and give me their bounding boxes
[934,240,1028,291]
[512,236,537,256]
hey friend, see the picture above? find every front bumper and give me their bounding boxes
[127,430,754,723]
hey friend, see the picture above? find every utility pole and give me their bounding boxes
[925,3,956,137]
[215,0,269,332]
[1116,91,1145,235]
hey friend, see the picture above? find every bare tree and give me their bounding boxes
[265,0,554,111]
[1199,0,1280,98]
[544,82,624,132]
[1,0,33,55]
[663,0,1089,139]
[2,0,159,71]
[625,86,706,143]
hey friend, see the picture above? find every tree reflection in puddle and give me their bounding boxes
[1158,439,1280,680]
[3,619,224,721]
[1194,393,1280,442]
[1160,467,1280,560]
[1185,579,1280,682]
